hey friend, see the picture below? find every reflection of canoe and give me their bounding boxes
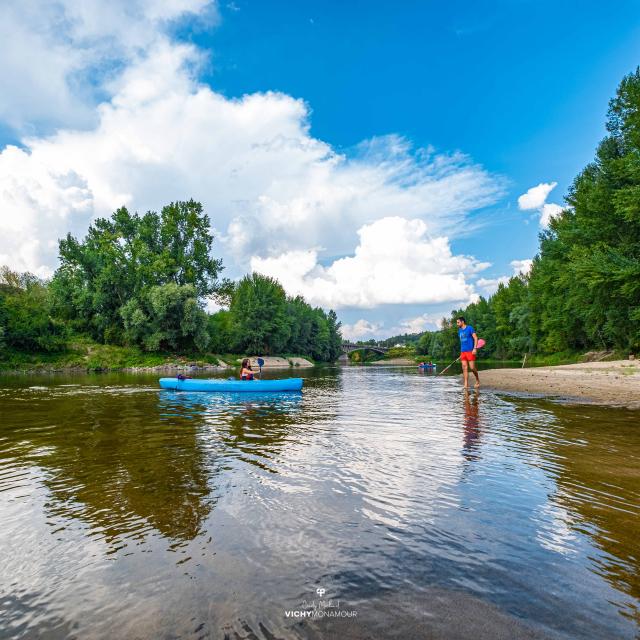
[159,378,303,392]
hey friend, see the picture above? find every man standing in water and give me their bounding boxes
[456,316,480,389]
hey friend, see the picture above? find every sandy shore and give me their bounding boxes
[247,356,314,368]
[477,360,640,408]
[371,357,415,365]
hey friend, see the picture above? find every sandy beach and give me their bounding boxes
[371,357,415,365]
[477,360,640,408]
[247,356,314,368]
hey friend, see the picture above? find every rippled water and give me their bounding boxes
[0,367,638,639]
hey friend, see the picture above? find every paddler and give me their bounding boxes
[240,358,254,381]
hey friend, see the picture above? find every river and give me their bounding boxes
[0,366,638,639]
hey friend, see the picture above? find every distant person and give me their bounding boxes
[240,358,254,381]
[456,316,480,389]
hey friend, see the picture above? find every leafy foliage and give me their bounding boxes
[229,273,291,354]
[0,267,67,352]
[223,273,342,360]
[423,68,640,360]
[3,200,343,363]
[120,283,210,352]
[51,200,223,343]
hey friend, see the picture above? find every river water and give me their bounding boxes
[0,367,638,639]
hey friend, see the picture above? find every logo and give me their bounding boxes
[283,585,358,619]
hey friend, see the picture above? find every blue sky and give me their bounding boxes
[1,1,639,338]
[201,0,639,269]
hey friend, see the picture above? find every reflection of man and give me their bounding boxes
[463,390,481,459]
[456,316,480,389]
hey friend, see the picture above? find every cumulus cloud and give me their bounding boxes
[342,319,383,341]
[475,257,533,296]
[0,0,215,133]
[517,181,564,227]
[341,311,444,341]
[476,276,510,295]
[389,312,443,335]
[0,0,504,325]
[511,258,533,275]
[0,49,503,284]
[539,203,563,227]
[251,217,489,309]
[517,182,557,210]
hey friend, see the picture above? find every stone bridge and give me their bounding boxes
[341,342,389,355]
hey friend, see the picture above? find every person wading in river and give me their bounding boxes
[456,316,480,389]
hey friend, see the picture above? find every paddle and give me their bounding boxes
[437,338,486,376]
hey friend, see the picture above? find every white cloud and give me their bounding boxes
[510,258,533,275]
[341,311,444,341]
[475,257,533,296]
[382,312,445,338]
[517,182,557,210]
[476,276,510,295]
[0,0,215,133]
[0,0,505,339]
[341,319,383,341]
[540,203,563,227]
[251,217,489,309]
[390,313,442,335]
[0,50,503,282]
[0,149,94,277]
[517,181,564,227]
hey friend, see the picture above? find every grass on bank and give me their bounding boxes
[0,339,319,372]
[1,338,223,372]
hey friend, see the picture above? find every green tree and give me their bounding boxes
[229,273,290,354]
[120,283,209,352]
[52,200,224,344]
[425,68,640,358]
[0,267,67,352]
[207,310,234,353]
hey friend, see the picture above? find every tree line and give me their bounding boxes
[0,200,342,362]
[418,69,640,361]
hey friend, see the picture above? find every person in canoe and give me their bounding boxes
[240,358,254,381]
[456,316,480,389]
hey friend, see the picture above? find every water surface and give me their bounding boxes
[1,367,638,639]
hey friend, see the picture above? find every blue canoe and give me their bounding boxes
[418,364,437,369]
[159,377,303,393]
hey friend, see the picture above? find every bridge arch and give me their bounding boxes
[341,342,389,355]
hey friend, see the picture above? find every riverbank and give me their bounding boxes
[371,357,415,365]
[478,360,640,408]
[0,341,315,373]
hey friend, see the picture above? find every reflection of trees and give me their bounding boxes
[512,400,640,625]
[0,379,323,551]
[163,391,312,473]
[1,389,217,547]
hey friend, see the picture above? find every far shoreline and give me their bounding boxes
[0,354,316,375]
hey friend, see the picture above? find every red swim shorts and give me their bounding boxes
[460,351,476,362]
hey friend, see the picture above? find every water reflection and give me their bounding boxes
[462,390,482,461]
[0,384,318,552]
[159,390,304,472]
[0,370,639,639]
[0,387,216,546]
[521,401,640,627]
